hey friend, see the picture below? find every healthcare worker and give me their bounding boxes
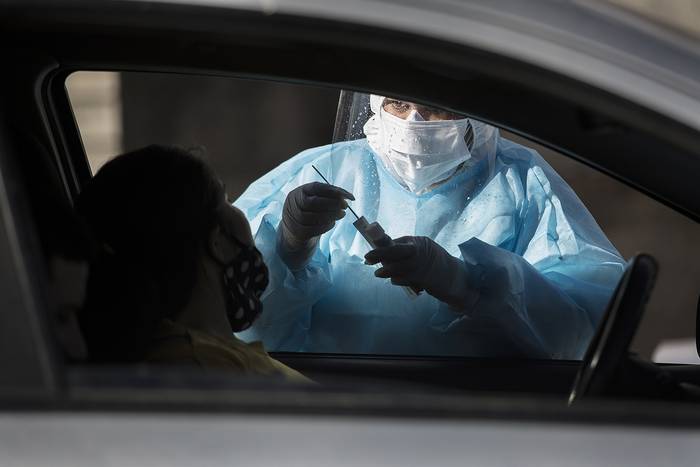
[235,93,625,359]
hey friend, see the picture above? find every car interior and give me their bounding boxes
[2,2,700,421]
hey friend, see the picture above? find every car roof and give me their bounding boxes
[2,0,699,221]
[144,0,700,133]
[5,0,699,131]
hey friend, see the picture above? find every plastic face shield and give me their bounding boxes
[325,91,374,187]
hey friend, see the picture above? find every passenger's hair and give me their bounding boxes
[76,145,224,362]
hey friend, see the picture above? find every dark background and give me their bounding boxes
[116,72,699,359]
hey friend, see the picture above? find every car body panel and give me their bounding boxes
[3,0,699,221]
[146,0,700,131]
[2,411,700,467]
[0,2,698,465]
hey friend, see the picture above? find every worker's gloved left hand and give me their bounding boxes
[365,236,479,311]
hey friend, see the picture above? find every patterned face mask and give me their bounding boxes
[220,236,269,332]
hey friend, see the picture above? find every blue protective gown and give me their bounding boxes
[235,136,625,359]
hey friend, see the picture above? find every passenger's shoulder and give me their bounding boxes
[145,321,198,366]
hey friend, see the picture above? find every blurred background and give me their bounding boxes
[65,0,700,361]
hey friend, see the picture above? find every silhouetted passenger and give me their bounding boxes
[77,145,308,381]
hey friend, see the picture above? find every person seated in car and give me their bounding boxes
[76,145,308,381]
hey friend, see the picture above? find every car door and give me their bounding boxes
[3,0,700,396]
[4,4,700,467]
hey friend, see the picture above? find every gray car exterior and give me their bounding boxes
[1,1,700,465]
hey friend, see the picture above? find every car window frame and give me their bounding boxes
[16,3,697,399]
[0,121,61,401]
[62,70,611,364]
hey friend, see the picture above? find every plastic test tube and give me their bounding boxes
[353,216,421,298]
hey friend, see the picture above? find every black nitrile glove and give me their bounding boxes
[365,235,479,311]
[277,182,354,270]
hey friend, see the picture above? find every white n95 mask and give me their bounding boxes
[364,102,475,194]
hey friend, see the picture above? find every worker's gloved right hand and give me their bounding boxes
[277,182,354,271]
[365,236,480,312]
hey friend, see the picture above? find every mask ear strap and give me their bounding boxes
[227,232,251,250]
[208,222,244,267]
[212,204,252,251]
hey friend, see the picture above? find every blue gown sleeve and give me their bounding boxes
[233,147,335,351]
[447,144,625,359]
